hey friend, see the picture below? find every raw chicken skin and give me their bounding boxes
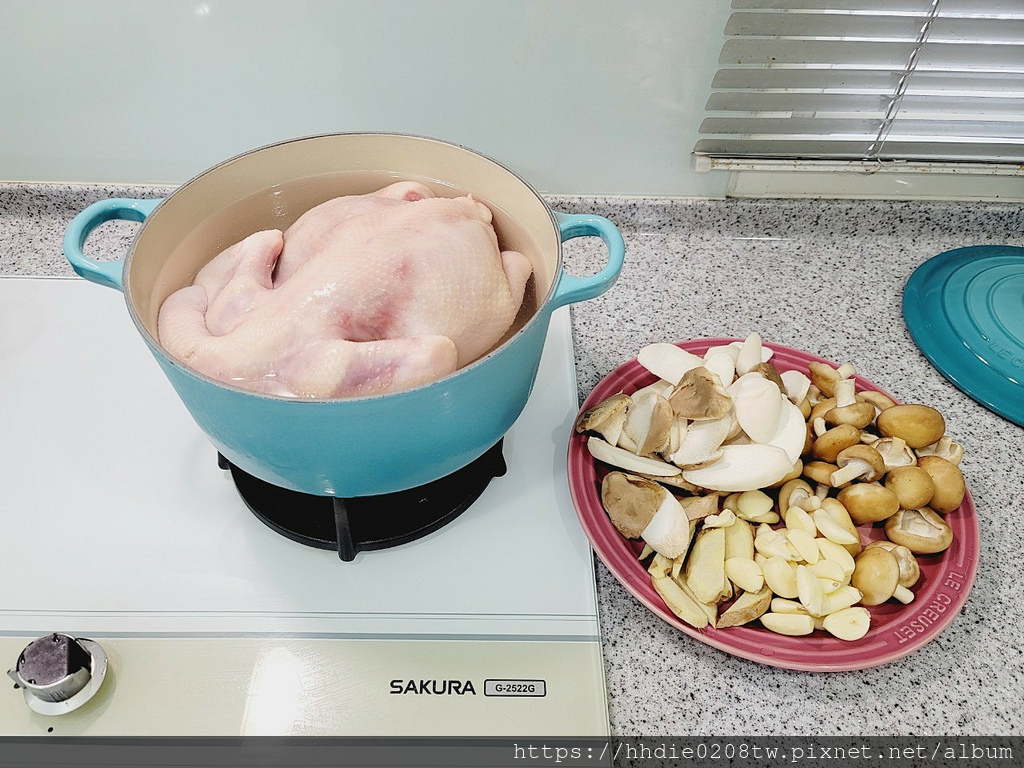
[157,182,533,398]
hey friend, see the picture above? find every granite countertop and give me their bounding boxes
[2,183,1022,736]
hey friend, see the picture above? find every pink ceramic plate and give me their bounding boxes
[568,339,980,672]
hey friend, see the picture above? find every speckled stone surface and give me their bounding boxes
[3,183,1023,736]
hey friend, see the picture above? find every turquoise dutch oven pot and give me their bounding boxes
[64,134,624,496]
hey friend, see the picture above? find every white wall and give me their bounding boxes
[0,0,731,196]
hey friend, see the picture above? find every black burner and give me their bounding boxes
[218,442,506,561]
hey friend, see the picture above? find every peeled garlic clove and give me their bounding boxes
[703,509,738,528]
[725,557,764,593]
[783,506,817,538]
[747,510,781,525]
[821,585,863,614]
[736,489,773,519]
[818,576,845,593]
[822,606,871,641]
[762,556,799,599]
[817,539,856,579]
[770,598,808,615]
[796,565,827,616]
[812,507,860,546]
[754,529,793,560]
[785,528,820,564]
[760,611,815,636]
[811,558,848,585]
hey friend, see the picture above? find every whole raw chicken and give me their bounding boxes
[157,181,533,397]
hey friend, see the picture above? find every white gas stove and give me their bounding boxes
[0,276,608,736]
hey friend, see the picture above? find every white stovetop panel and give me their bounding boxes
[0,277,599,640]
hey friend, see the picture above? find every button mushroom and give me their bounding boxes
[668,366,733,421]
[873,436,917,472]
[884,507,954,554]
[856,390,897,413]
[836,482,900,524]
[809,397,837,424]
[884,465,936,510]
[876,404,946,449]
[917,455,966,514]
[917,435,964,466]
[829,444,885,486]
[803,460,840,488]
[812,423,862,463]
[778,478,820,514]
[808,361,842,398]
[852,547,915,605]
[865,540,921,591]
[824,379,875,430]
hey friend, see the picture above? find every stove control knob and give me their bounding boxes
[7,633,108,715]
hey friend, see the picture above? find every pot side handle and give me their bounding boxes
[548,212,625,309]
[63,198,162,292]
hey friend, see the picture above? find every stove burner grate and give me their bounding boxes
[218,442,506,561]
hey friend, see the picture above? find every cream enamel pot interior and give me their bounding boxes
[64,134,624,496]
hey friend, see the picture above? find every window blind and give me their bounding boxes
[693,0,1024,171]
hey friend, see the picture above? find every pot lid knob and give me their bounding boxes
[7,633,107,716]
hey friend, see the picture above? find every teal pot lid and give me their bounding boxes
[903,245,1024,427]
